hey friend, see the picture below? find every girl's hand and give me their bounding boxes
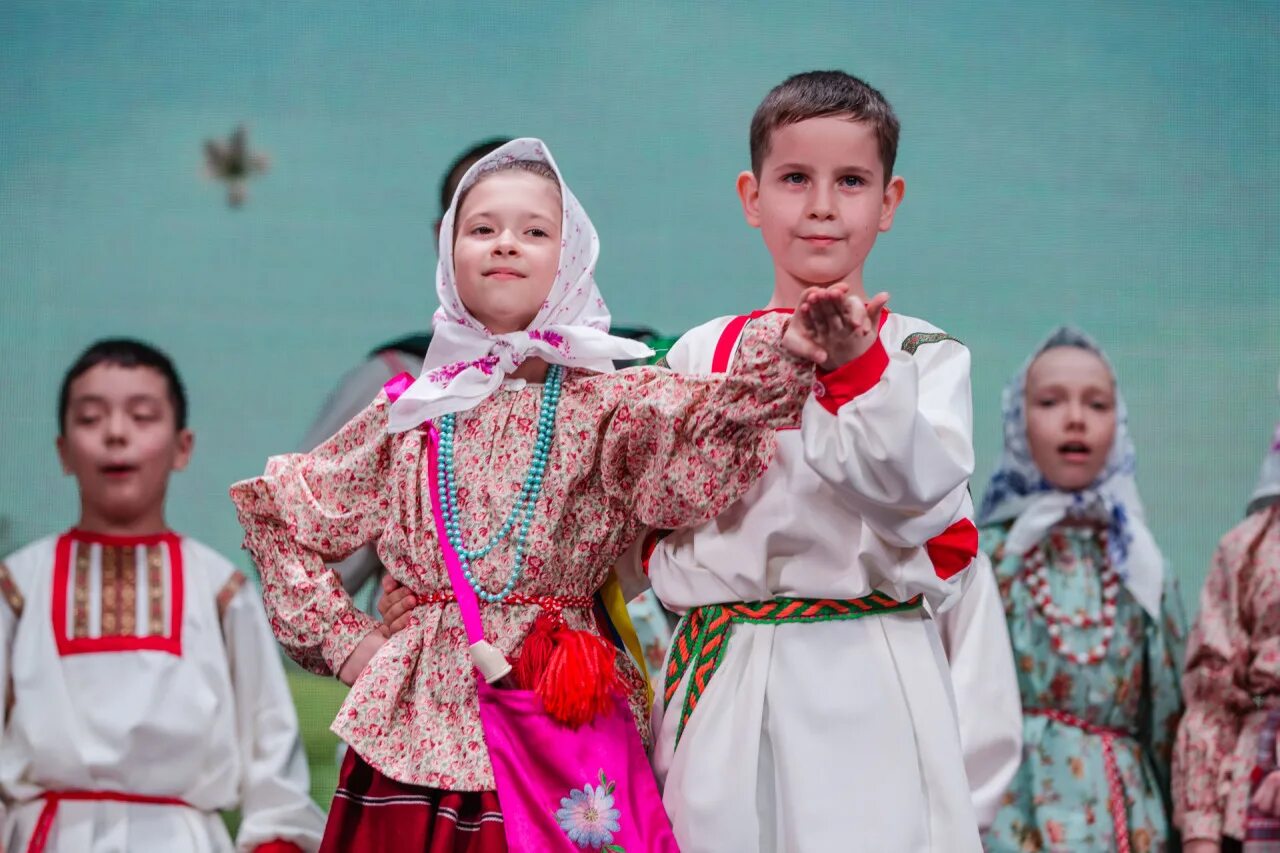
[1254,769,1280,816]
[338,631,387,686]
[782,285,889,371]
[377,573,418,636]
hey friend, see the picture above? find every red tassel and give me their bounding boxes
[538,625,619,728]
[510,614,559,691]
[510,614,619,727]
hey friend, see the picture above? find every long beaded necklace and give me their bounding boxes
[1023,529,1119,666]
[437,364,564,603]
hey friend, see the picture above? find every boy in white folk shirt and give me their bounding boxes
[641,71,1020,852]
[0,339,323,853]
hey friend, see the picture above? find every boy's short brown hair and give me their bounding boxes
[58,338,187,434]
[750,71,900,180]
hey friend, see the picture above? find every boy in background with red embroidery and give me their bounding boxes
[641,71,1014,852]
[0,339,323,853]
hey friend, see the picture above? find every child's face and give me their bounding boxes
[453,171,563,335]
[57,364,193,528]
[1024,346,1118,492]
[738,116,905,291]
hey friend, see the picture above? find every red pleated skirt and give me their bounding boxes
[320,749,508,852]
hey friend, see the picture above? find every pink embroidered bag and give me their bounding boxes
[426,425,679,853]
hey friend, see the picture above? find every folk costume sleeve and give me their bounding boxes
[299,354,420,608]
[1174,525,1255,842]
[1141,574,1187,827]
[596,312,812,532]
[218,575,325,852]
[230,395,392,676]
[801,325,978,610]
[0,558,20,835]
[934,548,1024,829]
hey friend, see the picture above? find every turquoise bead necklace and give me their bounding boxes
[437,364,564,602]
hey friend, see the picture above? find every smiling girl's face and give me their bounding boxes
[452,169,563,335]
[1024,345,1118,492]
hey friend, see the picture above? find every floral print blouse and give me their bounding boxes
[982,522,1186,853]
[230,314,811,789]
[1174,505,1280,843]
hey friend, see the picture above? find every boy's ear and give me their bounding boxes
[172,429,195,472]
[55,435,72,475]
[736,171,762,228]
[878,176,906,233]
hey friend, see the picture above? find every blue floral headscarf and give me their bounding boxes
[977,326,1164,617]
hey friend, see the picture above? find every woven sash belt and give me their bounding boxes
[664,592,924,747]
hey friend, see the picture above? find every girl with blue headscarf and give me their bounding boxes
[981,327,1186,853]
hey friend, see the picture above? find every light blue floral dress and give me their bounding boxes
[983,522,1186,853]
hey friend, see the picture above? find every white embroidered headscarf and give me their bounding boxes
[387,138,653,432]
[1247,368,1280,516]
[976,327,1164,618]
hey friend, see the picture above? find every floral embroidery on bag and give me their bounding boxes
[555,769,626,851]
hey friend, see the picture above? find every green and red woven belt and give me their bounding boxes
[664,592,924,747]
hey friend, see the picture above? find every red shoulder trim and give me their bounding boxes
[0,562,22,618]
[709,308,794,374]
[216,570,248,621]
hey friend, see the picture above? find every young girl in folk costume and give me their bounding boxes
[1176,392,1280,853]
[979,327,1186,853]
[232,138,844,852]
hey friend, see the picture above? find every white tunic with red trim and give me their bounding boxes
[647,310,992,853]
[0,530,324,853]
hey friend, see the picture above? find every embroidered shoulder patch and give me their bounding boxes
[216,570,248,620]
[0,562,22,618]
[901,332,962,355]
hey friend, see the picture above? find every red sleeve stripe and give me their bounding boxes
[926,518,978,581]
[814,339,889,414]
[709,308,795,374]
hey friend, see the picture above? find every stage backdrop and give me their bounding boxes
[2,0,1277,620]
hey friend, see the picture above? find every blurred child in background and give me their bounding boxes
[979,327,1185,853]
[0,339,323,853]
[1176,377,1280,853]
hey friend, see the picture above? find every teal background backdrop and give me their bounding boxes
[2,1,1277,617]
